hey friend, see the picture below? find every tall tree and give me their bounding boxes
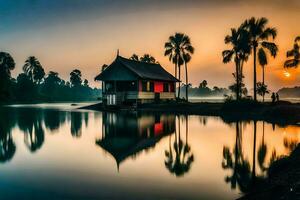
[0,52,15,100]
[130,54,139,61]
[222,27,250,100]
[0,52,15,78]
[181,36,194,101]
[23,56,45,84]
[284,36,300,68]
[257,41,278,102]
[44,71,61,86]
[70,69,82,87]
[242,17,277,101]
[140,54,157,63]
[165,33,191,98]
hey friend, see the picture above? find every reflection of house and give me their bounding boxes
[95,55,178,106]
[96,113,175,169]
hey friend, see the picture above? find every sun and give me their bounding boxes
[283,71,291,78]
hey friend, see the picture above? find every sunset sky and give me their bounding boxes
[1,0,300,91]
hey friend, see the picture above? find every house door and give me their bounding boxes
[155,93,160,102]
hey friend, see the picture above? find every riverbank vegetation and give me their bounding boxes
[0,54,101,103]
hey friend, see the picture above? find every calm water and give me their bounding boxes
[0,103,299,200]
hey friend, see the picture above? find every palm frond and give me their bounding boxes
[258,48,267,66]
[284,59,299,68]
[261,27,277,40]
[261,42,278,57]
[222,50,234,64]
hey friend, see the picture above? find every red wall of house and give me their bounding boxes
[154,122,163,135]
[154,82,163,92]
[139,80,175,93]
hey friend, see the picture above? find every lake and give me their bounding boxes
[0,103,298,200]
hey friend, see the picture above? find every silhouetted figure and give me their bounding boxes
[276,93,279,102]
[271,92,276,103]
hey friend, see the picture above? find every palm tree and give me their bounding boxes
[182,40,194,101]
[256,82,269,102]
[222,27,250,100]
[242,17,277,101]
[165,33,192,98]
[284,36,300,68]
[257,42,278,102]
[140,54,157,63]
[23,56,45,83]
[130,54,139,61]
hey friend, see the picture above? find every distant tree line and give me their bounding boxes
[179,80,230,97]
[0,53,101,103]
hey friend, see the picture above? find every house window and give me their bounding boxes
[141,81,147,91]
[163,83,169,92]
[150,82,154,92]
[170,83,175,92]
[147,81,150,91]
[141,81,153,92]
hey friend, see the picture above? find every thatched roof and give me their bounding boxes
[95,55,179,82]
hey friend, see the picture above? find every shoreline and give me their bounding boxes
[80,101,300,125]
[239,144,300,200]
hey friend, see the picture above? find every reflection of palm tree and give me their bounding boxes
[222,121,251,193]
[0,133,16,162]
[252,121,257,181]
[71,112,82,138]
[257,122,267,172]
[0,108,16,162]
[44,110,66,131]
[283,137,298,153]
[24,119,45,152]
[17,109,45,152]
[165,115,194,177]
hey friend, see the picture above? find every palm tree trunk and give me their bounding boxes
[253,46,257,101]
[178,115,181,142]
[178,64,181,98]
[175,63,177,79]
[262,66,265,102]
[236,60,240,100]
[185,62,188,101]
[175,63,178,100]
